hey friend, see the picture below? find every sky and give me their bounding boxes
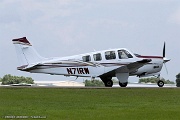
[0,0,180,83]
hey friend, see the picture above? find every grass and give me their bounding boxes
[0,87,180,120]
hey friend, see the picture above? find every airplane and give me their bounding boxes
[12,37,170,87]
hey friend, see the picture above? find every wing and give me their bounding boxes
[18,60,100,71]
[116,59,151,73]
[99,59,151,77]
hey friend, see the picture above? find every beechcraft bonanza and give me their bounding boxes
[12,37,170,87]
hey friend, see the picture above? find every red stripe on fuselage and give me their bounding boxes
[137,56,163,59]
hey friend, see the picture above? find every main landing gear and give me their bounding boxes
[100,76,128,87]
[105,80,113,87]
[100,77,113,87]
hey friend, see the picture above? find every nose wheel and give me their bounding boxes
[157,80,164,87]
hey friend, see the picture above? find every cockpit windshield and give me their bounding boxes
[118,50,133,59]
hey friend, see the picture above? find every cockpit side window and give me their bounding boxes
[93,53,102,61]
[118,50,133,59]
[105,51,116,60]
[82,55,91,62]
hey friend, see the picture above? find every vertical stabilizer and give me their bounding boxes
[12,37,45,68]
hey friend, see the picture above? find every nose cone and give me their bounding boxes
[163,57,170,63]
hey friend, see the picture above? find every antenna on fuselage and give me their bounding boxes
[75,76,78,81]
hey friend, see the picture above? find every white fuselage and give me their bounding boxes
[27,48,163,78]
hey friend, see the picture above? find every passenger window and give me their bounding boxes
[105,51,116,60]
[93,53,102,61]
[118,50,133,59]
[82,55,91,62]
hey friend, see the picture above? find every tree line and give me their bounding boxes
[83,73,180,87]
[84,79,119,87]
[0,74,34,85]
[139,77,174,84]
[176,73,180,87]
[0,73,180,87]
[84,76,178,87]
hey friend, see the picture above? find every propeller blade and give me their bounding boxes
[162,42,169,75]
[162,42,170,63]
[163,42,166,58]
[164,63,168,75]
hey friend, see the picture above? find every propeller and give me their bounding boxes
[164,62,168,74]
[162,42,170,74]
[163,42,170,63]
[163,42,165,58]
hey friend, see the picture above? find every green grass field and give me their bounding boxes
[0,87,180,120]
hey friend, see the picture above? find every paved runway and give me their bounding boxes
[114,83,176,88]
[0,83,176,88]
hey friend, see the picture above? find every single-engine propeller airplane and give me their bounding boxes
[12,37,170,87]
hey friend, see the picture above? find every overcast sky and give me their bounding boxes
[0,0,180,83]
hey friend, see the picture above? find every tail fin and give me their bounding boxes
[12,37,46,68]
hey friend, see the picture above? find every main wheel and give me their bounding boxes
[100,76,113,87]
[119,82,128,87]
[105,80,113,87]
[157,80,164,87]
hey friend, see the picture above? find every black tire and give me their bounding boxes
[105,80,113,87]
[100,76,113,87]
[119,82,128,87]
[157,80,164,87]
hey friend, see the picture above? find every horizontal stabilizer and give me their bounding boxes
[17,63,40,71]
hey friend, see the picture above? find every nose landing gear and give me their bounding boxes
[157,80,164,87]
[156,74,164,87]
